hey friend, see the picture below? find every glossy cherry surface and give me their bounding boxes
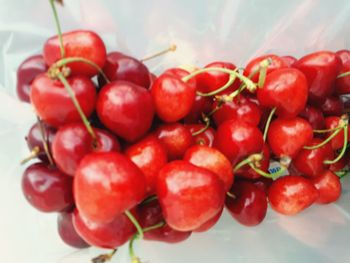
[325,116,350,150]
[185,124,216,147]
[281,55,297,67]
[321,96,344,116]
[312,170,342,204]
[299,105,326,130]
[335,49,350,94]
[194,209,223,232]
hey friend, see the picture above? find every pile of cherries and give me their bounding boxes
[17,4,350,262]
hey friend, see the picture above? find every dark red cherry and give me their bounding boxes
[226,181,267,226]
[281,55,297,67]
[98,52,150,89]
[185,124,215,147]
[184,95,212,124]
[30,74,96,128]
[43,30,106,77]
[329,155,347,172]
[16,55,47,102]
[22,162,73,212]
[325,116,350,150]
[194,208,223,232]
[57,212,90,249]
[74,152,146,224]
[299,105,326,130]
[320,96,344,116]
[252,177,273,195]
[312,170,341,204]
[96,81,154,142]
[335,50,350,94]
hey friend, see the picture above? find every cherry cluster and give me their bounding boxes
[16,2,350,262]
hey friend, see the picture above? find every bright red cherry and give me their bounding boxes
[299,105,326,130]
[52,123,120,176]
[125,135,168,194]
[185,124,215,147]
[312,170,341,204]
[73,209,135,248]
[157,160,225,231]
[257,68,308,118]
[31,74,96,128]
[22,162,73,212]
[335,50,350,94]
[74,152,146,224]
[268,175,318,215]
[43,30,106,77]
[320,96,344,116]
[16,55,47,102]
[194,209,223,232]
[96,81,154,142]
[57,212,90,249]
[325,116,350,150]
[281,55,297,67]
[226,181,267,226]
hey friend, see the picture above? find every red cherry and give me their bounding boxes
[22,162,73,212]
[157,160,225,231]
[98,52,150,89]
[151,73,196,122]
[43,30,106,77]
[257,68,308,118]
[335,50,350,94]
[155,123,194,160]
[267,117,313,158]
[312,170,341,204]
[325,116,350,150]
[336,50,350,66]
[137,199,191,243]
[184,95,212,124]
[268,175,318,215]
[52,123,120,176]
[31,74,96,127]
[96,81,154,142]
[320,96,344,116]
[330,155,347,172]
[16,55,47,102]
[194,208,223,232]
[293,51,341,104]
[185,124,215,147]
[292,138,333,178]
[74,152,146,224]
[214,119,264,164]
[252,177,273,195]
[184,145,234,191]
[299,105,326,130]
[125,135,168,194]
[281,55,297,67]
[57,212,90,249]
[73,209,135,248]
[225,181,267,226]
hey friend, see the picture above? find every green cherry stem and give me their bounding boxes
[263,107,276,142]
[140,44,177,62]
[324,125,348,164]
[37,116,55,166]
[303,126,344,150]
[196,74,237,97]
[313,126,343,133]
[125,210,144,239]
[141,195,158,205]
[226,191,236,199]
[191,114,211,136]
[49,0,65,58]
[337,71,350,79]
[257,58,272,88]
[233,153,263,172]
[20,146,40,165]
[91,249,117,263]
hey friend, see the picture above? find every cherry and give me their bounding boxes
[335,50,350,94]
[184,145,234,191]
[157,160,225,231]
[325,116,350,150]
[96,81,154,142]
[267,117,313,159]
[151,72,196,122]
[226,180,267,226]
[268,175,318,215]
[136,199,191,243]
[329,155,347,172]
[57,212,90,248]
[293,51,342,104]
[185,124,215,147]
[98,52,150,89]
[74,152,146,224]
[312,170,341,204]
[281,55,297,67]
[155,123,194,160]
[320,96,344,116]
[16,55,47,102]
[184,95,212,124]
[73,209,135,248]
[43,30,106,77]
[52,123,120,176]
[214,119,264,164]
[292,138,333,178]
[299,105,326,130]
[252,177,273,195]
[194,209,223,232]
[125,135,168,194]
[31,74,96,127]
[22,162,73,212]
[257,68,308,118]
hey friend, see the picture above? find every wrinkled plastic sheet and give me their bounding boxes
[1,0,350,262]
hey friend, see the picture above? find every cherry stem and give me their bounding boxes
[233,153,263,172]
[263,107,276,142]
[196,74,237,97]
[336,169,349,179]
[337,71,350,79]
[257,58,272,88]
[20,146,40,165]
[140,44,177,62]
[226,192,236,199]
[91,249,117,263]
[248,162,286,179]
[36,116,55,166]
[324,125,348,164]
[141,195,158,205]
[303,124,346,150]
[125,210,144,240]
[313,126,343,133]
[56,72,97,140]
[191,114,210,136]
[49,0,65,58]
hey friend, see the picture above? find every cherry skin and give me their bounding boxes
[267,117,313,159]
[320,96,344,116]
[96,80,154,142]
[330,155,347,172]
[57,212,90,249]
[194,208,223,232]
[157,160,225,231]
[184,145,234,191]
[185,124,215,147]
[72,209,135,248]
[98,51,150,89]
[226,181,267,226]
[43,30,106,77]
[281,55,297,67]
[125,135,168,194]
[257,68,308,118]
[30,74,96,128]
[184,95,212,124]
[252,177,273,195]
[22,162,73,212]
[325,116,350,150]
[74,152,146,224]
[293,51,342,104]
[312,170,342,204]
[299,105,326,130]
[214,119,264,164]
[52,123,120,176]
[268,175,318,215]
[155,123,194,160]
[335,49,350,94]
[16,55,47,102]
[136,199,191,243]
